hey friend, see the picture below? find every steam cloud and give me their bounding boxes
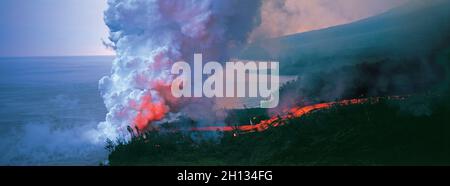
[97,0,262,141]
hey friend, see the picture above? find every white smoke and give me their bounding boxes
[0,95,107,165]
[96,0,262,141]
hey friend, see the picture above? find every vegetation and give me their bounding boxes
[106,47,450,166]
[107,93,450,165]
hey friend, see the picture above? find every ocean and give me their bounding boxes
[0,56,113,165]
[0,56,297,165]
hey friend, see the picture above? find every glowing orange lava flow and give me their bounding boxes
[191,97,386,133]
[134,95,168,130]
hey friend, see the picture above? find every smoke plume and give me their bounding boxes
[250,0,409,41]
[97,0,262,140]
[242,0,450,112]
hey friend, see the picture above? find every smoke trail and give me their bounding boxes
[96,0,262,141]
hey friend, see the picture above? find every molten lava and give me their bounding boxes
[134,96,404,134]
[192,98,376,133]
[133,95,168,130]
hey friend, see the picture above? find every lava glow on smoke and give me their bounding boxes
[133,95,168,130]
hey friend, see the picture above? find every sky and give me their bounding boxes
[0,0,409,57]
[0,0,113,57]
